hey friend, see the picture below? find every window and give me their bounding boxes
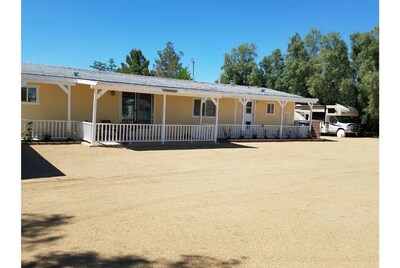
[193,99,216,117]
[21,86,39,103]
[266,103,275,114]
[246,102,253,113]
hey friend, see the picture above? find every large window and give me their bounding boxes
[266,103,275,115]
[193,99,216,117]
[121,92,153,123]
[21,86,38,103]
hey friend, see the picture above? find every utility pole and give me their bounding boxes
[190,58,195,80]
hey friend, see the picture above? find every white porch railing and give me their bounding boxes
[218,124,309,139]
[92,123,216,143]
[21,119,78,140]
[165,124,215,142]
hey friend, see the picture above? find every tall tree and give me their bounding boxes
[260,49,285,89]
[219,43,258,86]
[153,42,185,78]
[307,32,353,104]
[280,33,311,96]
[350,26,379,132]
[118,49,150,75]
[90,58,117,72]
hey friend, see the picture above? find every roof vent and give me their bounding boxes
[73,71,79,77]
[230,80,235,86]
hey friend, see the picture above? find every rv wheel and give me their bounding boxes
[336,129,346,138]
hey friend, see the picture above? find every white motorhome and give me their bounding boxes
[295,104,360,137]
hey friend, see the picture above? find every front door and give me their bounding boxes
[244,101,254,137]
[121,92,154,124]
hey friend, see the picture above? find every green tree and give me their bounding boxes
[280,33,311,96]
[219,43,258,86]
[153,42,185,78]
[118,49,150,75]
[173,66,192,80]
[307,32,353,104]
[90,58,117,72]
[350,26,379,132]
[260,49,285,89]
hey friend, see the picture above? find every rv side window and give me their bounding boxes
[327,108,336,114]
[330,117,337,124]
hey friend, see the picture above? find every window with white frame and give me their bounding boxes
[266,103,275,114]
[193,99,216,117]
[21,86,39,103]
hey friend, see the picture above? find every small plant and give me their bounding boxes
[275,129,280,139]
[223,127,232,139]
[252,129,258,139]
[42,132,52,142]
[22,122,33,142]
[66,129,77,141]
[239,130,245,139]
[263,128,268,139]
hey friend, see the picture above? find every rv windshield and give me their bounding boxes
[336,116,356,123]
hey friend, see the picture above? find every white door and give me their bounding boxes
[244,101,254,137]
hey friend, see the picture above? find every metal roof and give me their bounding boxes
[22,63,318,103]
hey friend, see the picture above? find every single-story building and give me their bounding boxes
[21,63,318,145]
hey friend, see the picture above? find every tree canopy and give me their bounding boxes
[218,25,379,132]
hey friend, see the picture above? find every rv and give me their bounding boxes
[295,104,360,137]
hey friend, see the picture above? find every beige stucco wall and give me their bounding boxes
[255,100,294,125]
[22,83,294,125]
[22,83,120,123]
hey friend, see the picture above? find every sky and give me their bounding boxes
[22,0,379,83]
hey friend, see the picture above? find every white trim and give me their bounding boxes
[254,101,257,124]
[21,74,76,86]
[266,102,276,115]
[77,79,97,86]
[21,85,40,104]
[96,89,108,100]
[91,89,98,145]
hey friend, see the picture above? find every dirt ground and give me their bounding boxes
[21,137,378,268]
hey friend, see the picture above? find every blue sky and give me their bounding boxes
[22,0,378,82]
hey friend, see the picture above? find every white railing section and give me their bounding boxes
[79,122,93,143]
[95,123,163,142]
[218,124,309,139]
[94,123,215,143]
[21,119,78,140]
[164,124,215,142]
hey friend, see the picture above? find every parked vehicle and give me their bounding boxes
[295,104,360,137]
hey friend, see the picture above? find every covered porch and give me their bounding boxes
[21,63,318,145]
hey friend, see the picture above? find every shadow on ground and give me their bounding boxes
[22,213,74,250]
[22,252,245,268]
[113,141,257,151]
[21,144,65,180]
[22,213,246,267]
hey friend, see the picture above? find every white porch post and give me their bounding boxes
[279,100,288,139]
[308,102,314,136]
[161,94,166,144]
[239,98,249,131]
[199,97,206,124]
[67,85,71,130]
[211,98,219,143]
[91,89,98,145]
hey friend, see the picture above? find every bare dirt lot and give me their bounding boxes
[21,137,378,268]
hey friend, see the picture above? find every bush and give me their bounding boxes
[22,122,33,142]
[42,132,52,142]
